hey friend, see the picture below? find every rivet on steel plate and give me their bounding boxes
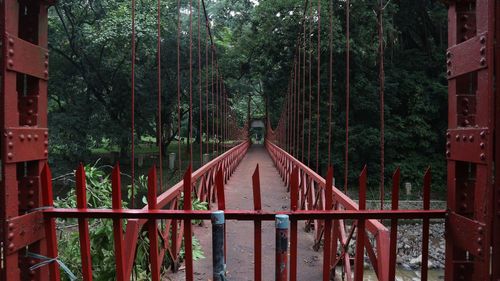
[477,226,484,234]
[7,153,13,159]
[480,58,486,66]
[480,153,486,160]
[455,135,460,141]
[480,131,486,138]
[480,36,486,44]
[468,135,473,142]
[480,142,485,149]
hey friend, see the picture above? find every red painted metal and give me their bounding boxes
[445,1,497,280]
[76,164,93,281]
[354,166,366,281]
[111,165,126,280]
[388,168,400,281]
[421,168,431,281]
[183,165,194,281]
[1,2,53,278]
[266,140,390,280]
[147,167,161,281]
[322,167,333,281]
[252,165,262,281]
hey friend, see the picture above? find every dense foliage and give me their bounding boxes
[48,0,448,194]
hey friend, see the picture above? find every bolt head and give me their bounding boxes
[8,38,14,45]
[480,58,487,66]
[8,49,14,56]
[480,153,486,160]
[456,135,460,141]
[480,36,486,44]
[469,135,474,142]
[7,152,13,159]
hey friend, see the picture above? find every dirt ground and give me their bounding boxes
[165,144,323,281]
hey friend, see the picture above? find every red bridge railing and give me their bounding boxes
[37,140,446,281]
[40,140,249,281]
[265,139,446,281]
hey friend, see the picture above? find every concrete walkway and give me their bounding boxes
[167,144,323,280]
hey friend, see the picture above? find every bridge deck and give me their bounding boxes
[168,144,323,280]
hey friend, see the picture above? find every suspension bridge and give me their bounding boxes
[1,0,499,281]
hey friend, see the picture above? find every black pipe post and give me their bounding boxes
[212,211,226,281]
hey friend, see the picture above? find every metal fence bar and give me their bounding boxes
[323,167,334,281]
[147,167,160,281]
[75,164,93,281]
[252,165,263,281]
[111,165,126,280]
[354,166,367,281]
[388,168,400,281]
[421,168,431,281]
[289,167,299,281]
[41,164,61,281]
[183,166,194,281]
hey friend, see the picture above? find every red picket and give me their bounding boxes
[252,165,262,281]
[388,168,400,281]
[354,165,367,281]
[183,166,194,281]
[147,167,160,281]
[75,164,93,281]
[40,164,61,281]
[111,164,126,280]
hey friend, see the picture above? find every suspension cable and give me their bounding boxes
[379,0,385,209]
[157,0,163,190]
[327,0,333,167]
[308,0,312,168]
[189,0,193,165]
[130,0,136,208]
[177,0,182,173]
[315,0,321,173]
[198,0,203,164]
[344,0,350,193]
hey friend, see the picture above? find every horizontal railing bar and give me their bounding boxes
[44,208,447,220]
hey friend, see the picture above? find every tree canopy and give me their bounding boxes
[48,0,448,194]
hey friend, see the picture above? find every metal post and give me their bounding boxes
[275,214,289,281]
[212,211,226,281]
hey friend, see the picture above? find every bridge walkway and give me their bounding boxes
[167,144,323,280]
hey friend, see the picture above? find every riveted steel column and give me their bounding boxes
[1,1,55,280]
[275,214,289,281]
[212,211,226,281]
[445,1,496,280]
